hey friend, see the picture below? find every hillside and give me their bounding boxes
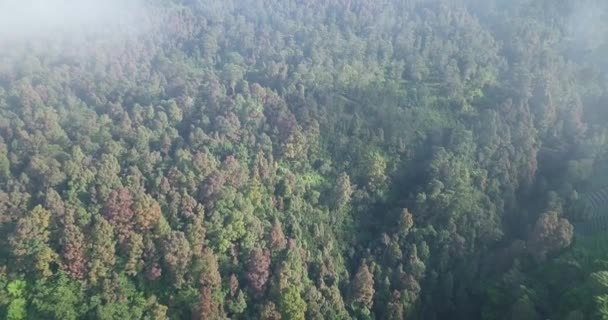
[0,0,608,319]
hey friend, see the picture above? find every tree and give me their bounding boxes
[103,187,134,246]
[5,280,27,320]
[95,154,122,202]
[133,193,162,232]
[279,285,307,320]
[0,0,607,318]
[194,248,224,320]
[187,215,207,258]
[352,263,375,309]
[44,188,65,218]
[260,302,282,320]
[362,151,387,193]
[125,233,144,276]
[509,294,539,320]
[143,237,162,281]
[31,273,86,320]
[60,210,87,279]
[398,208,414,237]
[10,205,57,277]
[93,274,147,320]
[527,211,573,261]
[88,216,116,285]
[246,247,271,297]
[162,231,192,288]
[331,173,353,210]
[268,219,287,252]
[194,287,221,320]
[386,291,404,320]
[143,296,168,320]
[275,246,308,320]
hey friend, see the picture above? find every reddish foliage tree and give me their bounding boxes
[133,193,162,232]
[180,193,203,221]
[199,171,226,207]
[527,211,573,261]
[229,273,239,297]
[246,247,271,297]
[146,263,162,281]
[268,219,287,252]
[222,155,248,189]
[386,290,404,320]
[352,262,375,308]
[104,187,134,245]
[144,237,162,281]
[399,208,414,235]
[193,287,220,320]
[60,210,86,279]
[193,248,224,320]
[159,176,171,194]
[133,194,161,232]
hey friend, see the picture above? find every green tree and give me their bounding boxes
[88,216,116,285]
[31,273,86,320]
[162,231,192,288]
[10,205,57,277]
[5,280,27,320]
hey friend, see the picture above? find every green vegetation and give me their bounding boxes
[0,0,608,319]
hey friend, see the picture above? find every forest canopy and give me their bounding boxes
[0,0,608,319]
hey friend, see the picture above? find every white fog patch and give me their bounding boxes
[566,0,608,51]
[0,0,150,41]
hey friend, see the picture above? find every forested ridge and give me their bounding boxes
[0,0,608,319]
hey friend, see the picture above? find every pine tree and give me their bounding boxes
[10,205,58,278]
[352,263,375,308]
[60,210,87,279]
[88,216,116,285]
[268,219,287,252]
[193,248,224,319]
[162,231,192,288]
[246,247,271,297]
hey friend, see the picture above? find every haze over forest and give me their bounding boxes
[0,0,608,319]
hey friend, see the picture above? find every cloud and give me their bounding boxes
[566,0,608,51]
[0,0,149,41]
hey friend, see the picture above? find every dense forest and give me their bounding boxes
[0,0,608,319]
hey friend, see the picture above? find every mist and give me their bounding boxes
[567,1,608,49]
[0,0,150,42]
[561,0,608,73]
